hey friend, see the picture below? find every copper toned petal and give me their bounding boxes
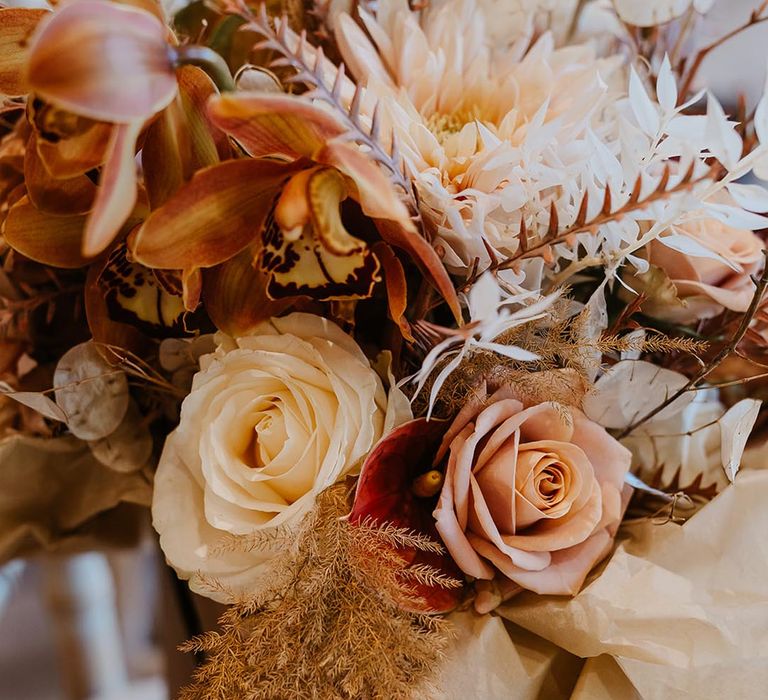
[0,8,47,96]
[130,158,301,270]
[82,120,143,257]
[24,134,96,215]
[3,197,92,268]
[203,247,294,336]
[208,92,346,159]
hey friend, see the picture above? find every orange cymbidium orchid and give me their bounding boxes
[0,0,180,258]
[0,1,234,348]
[130,92,459,336]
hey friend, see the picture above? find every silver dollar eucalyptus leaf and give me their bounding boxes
[88,400,153,473]
[54,342,130,440]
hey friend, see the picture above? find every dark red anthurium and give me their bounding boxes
[348,417,465,614]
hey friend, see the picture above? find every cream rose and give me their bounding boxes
[433,387,631,612]
[645,217,764,324]
[153,313,409,601]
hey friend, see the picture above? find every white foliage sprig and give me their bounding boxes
[408,273,561,417]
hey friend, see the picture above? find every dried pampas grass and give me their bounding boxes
[179,485,456,700]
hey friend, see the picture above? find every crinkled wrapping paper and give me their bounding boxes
[0,434,152,563]
[436,470,768,699]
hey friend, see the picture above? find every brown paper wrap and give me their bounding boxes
[436,470,768,699]
[0,434,152,563]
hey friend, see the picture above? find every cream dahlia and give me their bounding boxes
[336,0,621,272]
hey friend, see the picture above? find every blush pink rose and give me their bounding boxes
[646,217,764,324]
[433,387,631,612]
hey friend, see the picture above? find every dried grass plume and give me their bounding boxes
[179,485,455,700]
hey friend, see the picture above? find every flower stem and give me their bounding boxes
[171,45,236,93]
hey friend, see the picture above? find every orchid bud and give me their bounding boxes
[25,0,178,124]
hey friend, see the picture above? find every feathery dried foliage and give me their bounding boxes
[414,303,707,419]
[463,160,719,290]
[178,486,455,700]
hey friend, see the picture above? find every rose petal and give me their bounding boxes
[497,528,613,596]
[434,427,497,581]
[501,479,602,553]
[474,437,519,534]
[152,430,276,602]
[570,409,632,495]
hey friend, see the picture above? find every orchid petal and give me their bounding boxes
[203,248,294,336]
[373,241,412,340]
[207,92,346,159]
[82,120,143,257]
[260,164,382,302]
[4,197,91,268]
[130,159,301,270]
[376,219,462,324]
[26,0,177,123]
[142,66,230,209]
[318,141,412,225]
[84,260,149,356]
[24,134,96,215]
[31,111,112,179]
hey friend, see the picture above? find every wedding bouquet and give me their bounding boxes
[2,0,768,697]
